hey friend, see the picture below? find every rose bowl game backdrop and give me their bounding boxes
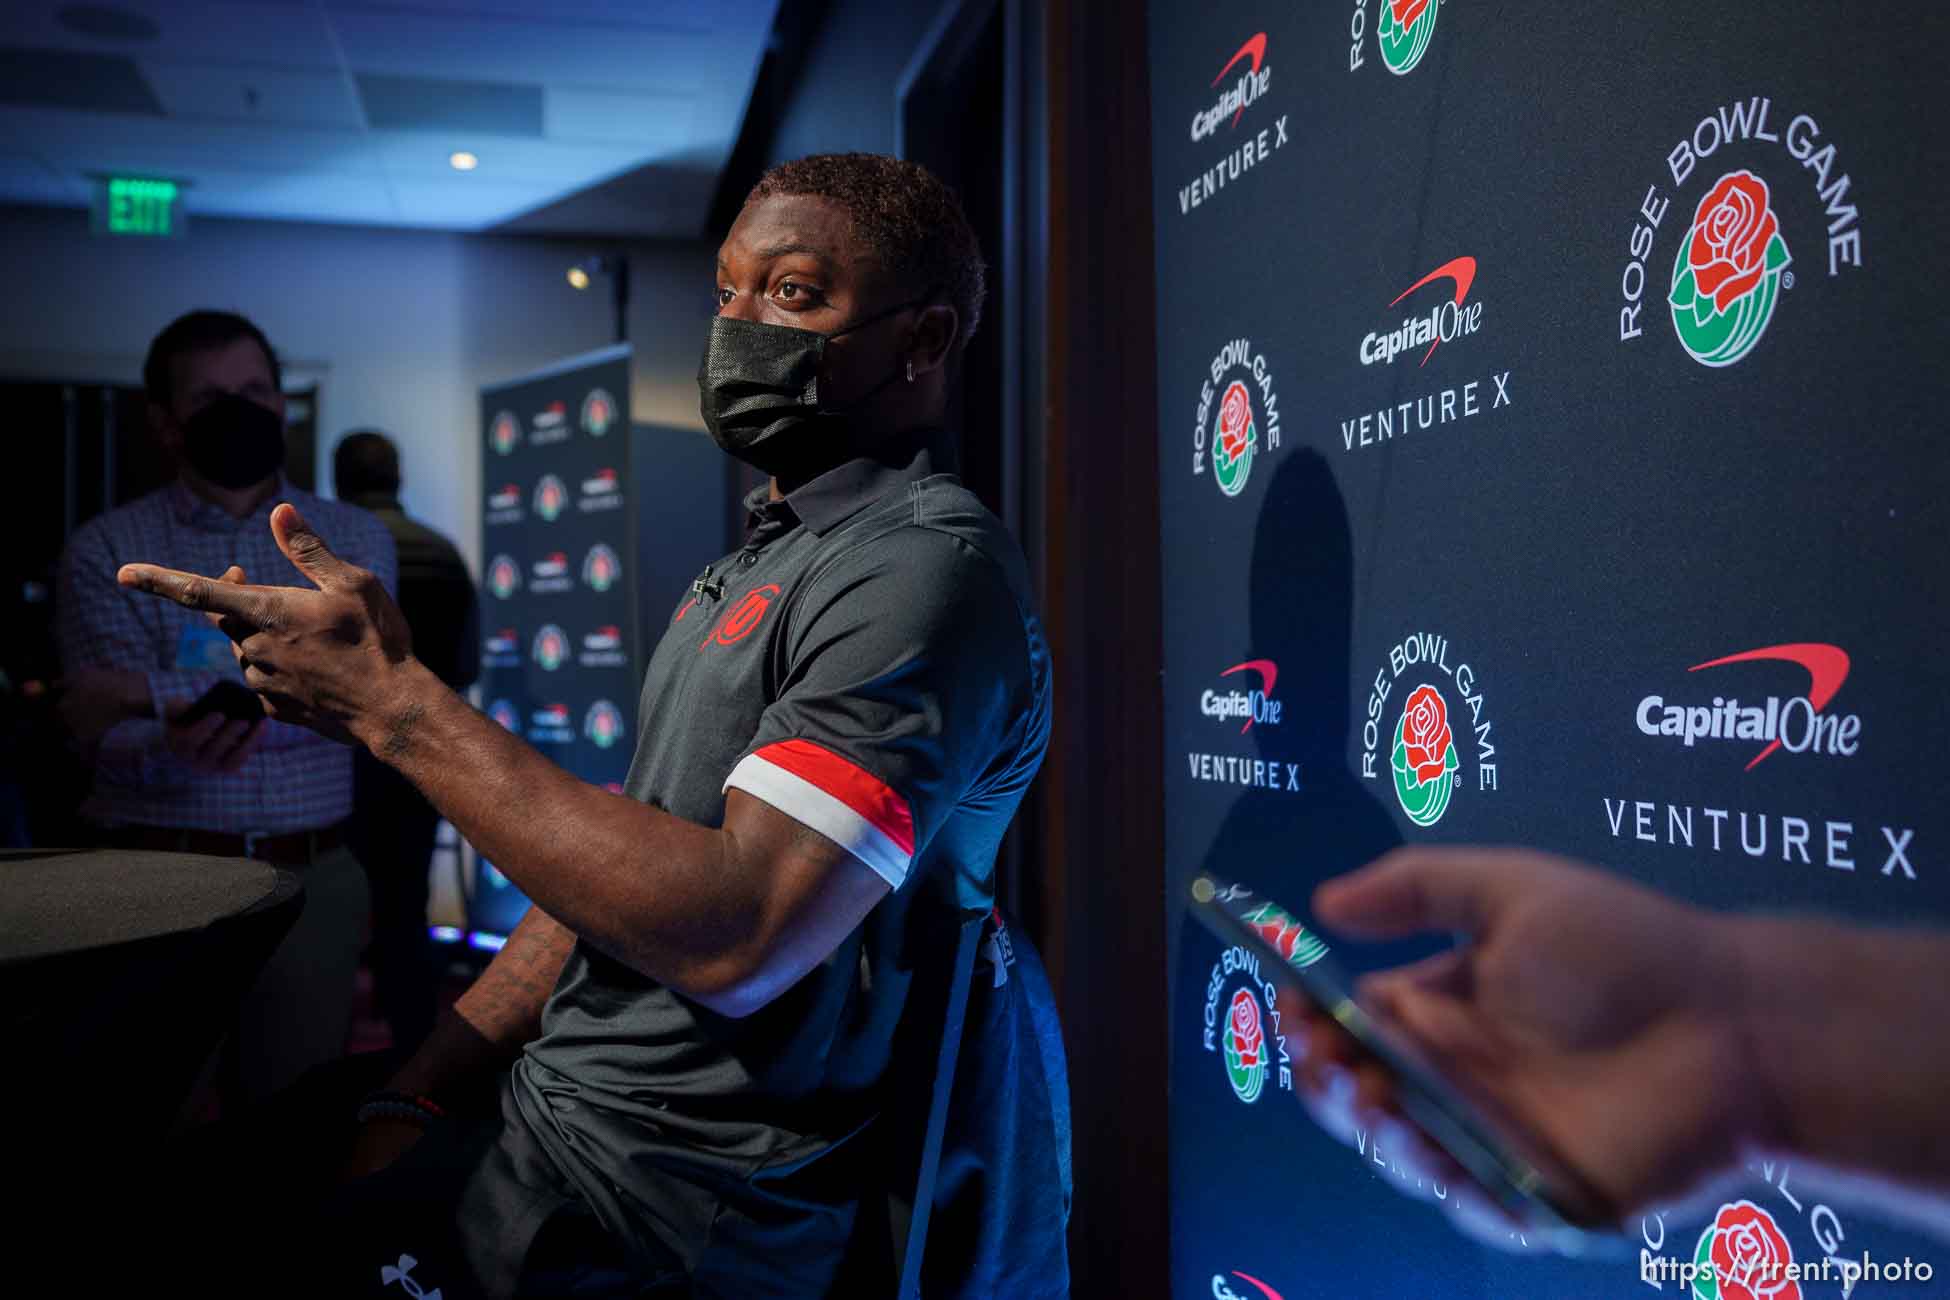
[1152,3,1950,1297]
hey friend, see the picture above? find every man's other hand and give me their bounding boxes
[118,504,414,747]
[339,1117,426,1183]
[162,707,264,773]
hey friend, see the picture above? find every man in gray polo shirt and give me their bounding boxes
[125,154,1051,1298]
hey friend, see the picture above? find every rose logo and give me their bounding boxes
[1669,170,1792,368]
[1241,901,1330,969]
[1223,986,1267,1103]
[583,543,621,593]
[1211,379,1257,498]
[584,700,625,750]
[489,411,519,456]
[1689,1200,1802,1300]
[1378,0,1440,75]
[532,625,568,672]
[533,474,568,523]
[1390,683,1459,827]
[486,555,520,600]
[581,387,616,437]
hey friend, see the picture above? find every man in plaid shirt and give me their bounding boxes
[55,309,397,1105]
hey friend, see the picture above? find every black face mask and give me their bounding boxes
[180,392,285,490]
[696,298,922,480]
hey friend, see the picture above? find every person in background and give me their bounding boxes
[1284,846,1950,1246]
[54,309,397,1108]
[334,429,479,1055]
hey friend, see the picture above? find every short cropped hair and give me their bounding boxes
[333,430,401,498]
[746,153,987,348]
[143,310,282,408]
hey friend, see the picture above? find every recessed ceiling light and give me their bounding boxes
[449,151,479,172]
[566,267,591,290]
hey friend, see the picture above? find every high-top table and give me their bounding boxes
[0,848,304,1164]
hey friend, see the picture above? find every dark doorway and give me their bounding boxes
[898,0,1013,534]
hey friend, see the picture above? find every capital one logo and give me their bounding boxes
[1212,1273,1284,1300]
[1360,256,1481,367]
[702,584,780,650]
[1190,33,1270,141]
[1202,659,1282,732]
[1636,643,1858,769]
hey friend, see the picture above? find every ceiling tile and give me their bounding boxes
[323,0,730,32]
[0,0,778,237]
[0,2,341,69]
[171,167,398,225]
[326,9,718,92]
[8,107,380,179]
[368,130,670,183]
[386,175,561,228]
[545,87,695,145]
[0,45,163,115]
[0,151,88,205]
[358,73,542,136]
[141,61,366,129]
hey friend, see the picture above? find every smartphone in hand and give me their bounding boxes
[1188,871,1630,1258]
[171,679,265,728]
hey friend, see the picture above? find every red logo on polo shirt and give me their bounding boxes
[703,584,780,649]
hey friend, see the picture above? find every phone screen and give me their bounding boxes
[1188,872,1630,1257]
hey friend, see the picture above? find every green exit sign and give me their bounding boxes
[92,176,186,238]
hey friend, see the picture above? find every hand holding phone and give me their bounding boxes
[1193,848,1789,1260]
[1190,868,1634,1257]
[171,679,265,728]
[164,680,265,773]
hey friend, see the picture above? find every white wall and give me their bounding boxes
[0,204,716,573]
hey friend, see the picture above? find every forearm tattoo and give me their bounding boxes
[381,701,426,759]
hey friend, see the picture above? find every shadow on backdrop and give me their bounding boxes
[1172,447,1498,1298]
[1196,445,1404,932]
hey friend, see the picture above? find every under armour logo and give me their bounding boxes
[381,1254,442,1300]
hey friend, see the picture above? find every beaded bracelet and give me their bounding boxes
[356,1089,447,1128]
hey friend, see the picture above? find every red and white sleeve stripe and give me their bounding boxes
[723,739,917,888]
